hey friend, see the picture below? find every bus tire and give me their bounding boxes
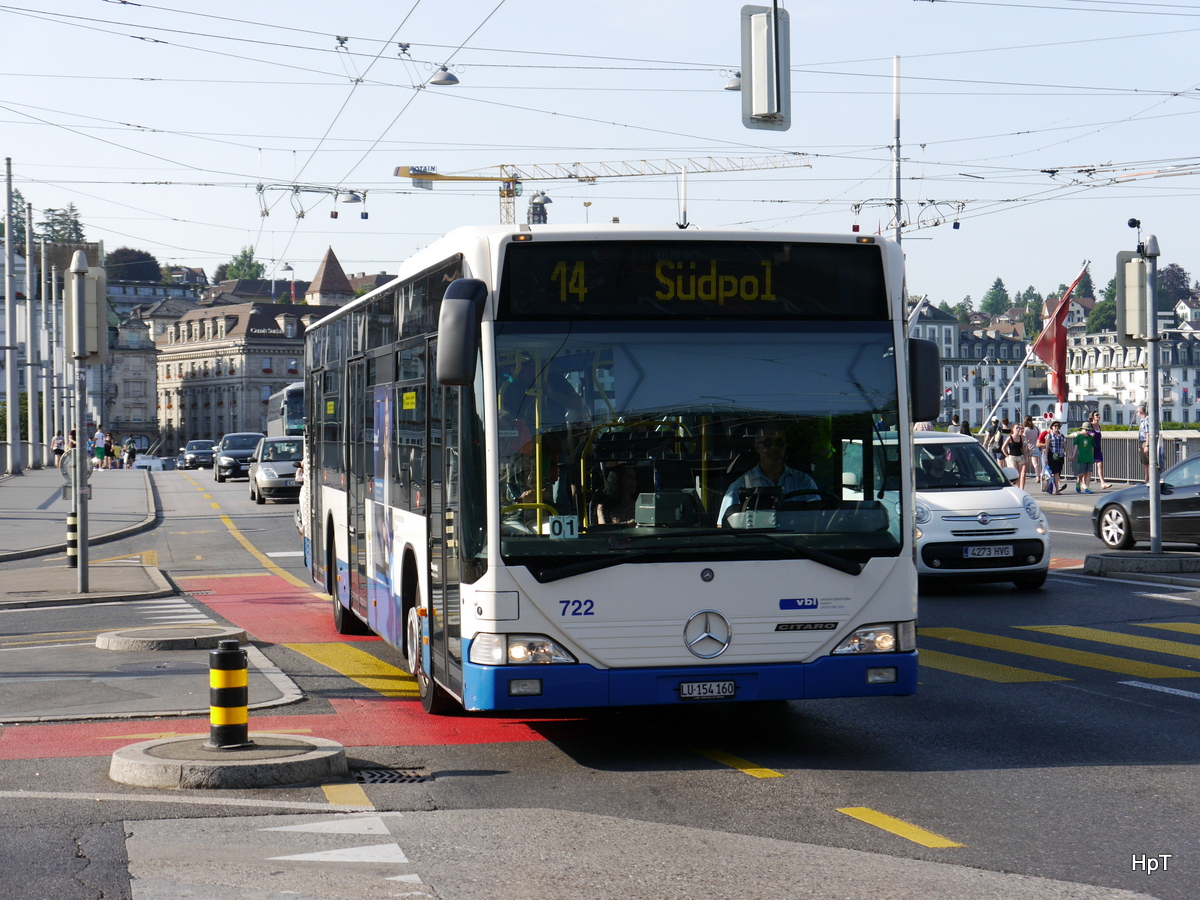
[408,601,454,715]
[328,533,369,635]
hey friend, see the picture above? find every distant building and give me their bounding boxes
[305,248,355,307]
[157,301,337,445]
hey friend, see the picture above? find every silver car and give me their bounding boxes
[248,437,303,504]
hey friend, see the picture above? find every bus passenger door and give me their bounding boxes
[428,362,464,697]
[347,358,371,621]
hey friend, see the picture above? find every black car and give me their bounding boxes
[177,439,216,470]
[1093,455,1200,549]
[213,432,266,482]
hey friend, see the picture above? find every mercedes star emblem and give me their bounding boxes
[683,609,732,659]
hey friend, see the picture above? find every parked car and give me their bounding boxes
[248,436,303,504]
[177,439,216,470]
[1093,455,1200,549]
[913,431,1050,589]
[213,432,266,482]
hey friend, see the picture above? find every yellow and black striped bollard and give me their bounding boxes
[205,639,255,749]
[66,514,78,568]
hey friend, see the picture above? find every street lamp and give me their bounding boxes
[281,262,295,303]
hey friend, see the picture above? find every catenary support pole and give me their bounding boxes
[1145,235,1162,554]
[3,158,20,474]
[70,250,89,592]
[25,201,40,468]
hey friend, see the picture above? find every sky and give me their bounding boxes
[3,0,1199,307]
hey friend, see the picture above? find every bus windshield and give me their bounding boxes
[494,321,902,580]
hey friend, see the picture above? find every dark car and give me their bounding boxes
[1093,455,1200,549]
[213,432,266,482]
[177,439,216,470]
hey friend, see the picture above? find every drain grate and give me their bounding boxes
[189,590,215,596]
[352,767,432,784]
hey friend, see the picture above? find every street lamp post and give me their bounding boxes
[70,250,90,591]
[281,262,295,303]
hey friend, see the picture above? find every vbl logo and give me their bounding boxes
[779,598,819,610]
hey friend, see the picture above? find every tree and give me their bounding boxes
[219,246,265,281]
[0,188,29,242]
[979,278,1010,317]
[1157,262,1191,309]
[1102,277,1116,304]
[1077,269,1096,300]
[38,204,85,242]
[951,295,974,323]
[105,247,161,282]
[1021,307,1043,339]
[1086,299,1116,333]
[1018,286,1043,310]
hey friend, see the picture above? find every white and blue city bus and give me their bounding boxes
[304,225,940,714]
[267,381,305,437]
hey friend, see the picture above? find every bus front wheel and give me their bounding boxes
[407,603,454,715]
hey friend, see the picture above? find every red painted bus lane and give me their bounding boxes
[0,697,559,761]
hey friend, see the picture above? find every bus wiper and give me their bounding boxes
[533,550,660,583]
[730,531,863,576]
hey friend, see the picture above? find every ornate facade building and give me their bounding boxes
[156,302,337,447]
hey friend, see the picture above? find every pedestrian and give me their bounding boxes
[92,424,107,471]
[1041,420,1067,494]
[1002,421,1028,489]
[947,414,963,434]
[913,420,934,432]
[984,416,1002,456]
[123,435,138,469]
[51,431,65,468]
[103,432,116,469]
[1137,404,1158,483]
[1022,415,1040,483]
[1086,412,1109,490]
[1070,423,1094,493]
[68,428,76,449]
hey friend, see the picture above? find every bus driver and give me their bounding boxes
[718,425,817,524]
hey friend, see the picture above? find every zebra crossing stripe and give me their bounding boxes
[1016,625,1200,660]
[919,648,1069,683]
[919,627,1200,679]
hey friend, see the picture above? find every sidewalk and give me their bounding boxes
[0,465,300,725]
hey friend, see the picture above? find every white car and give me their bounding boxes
[913,432,1049,589]
[130,455,164,471]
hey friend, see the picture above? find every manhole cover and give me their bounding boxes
[352,767,432,784]
[110,661,210,675]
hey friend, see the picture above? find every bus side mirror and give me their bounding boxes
[908,338,941,423]
[436,278,489,385]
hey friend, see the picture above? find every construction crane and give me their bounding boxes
[394,155,810,224]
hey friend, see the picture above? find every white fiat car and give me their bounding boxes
[913,431,1049,589]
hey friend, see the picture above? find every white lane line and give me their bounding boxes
[1051,572,1198,591]
[1134,592,1193,602]
[0,790,370,812]
[1120,681,1200,701]
[1049,529,1094,537]
[267,550,304,558]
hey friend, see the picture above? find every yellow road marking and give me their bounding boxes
[210,502,221,509]
[919,648,1069,683]
[1017,625,1200,660]
[919,627,1200,679]
[92,550,159,566]
[1,638,95,647]
[838,807,965,848]
[201,494,212,499]
[285,643,419,698]
[218,515,310,589]
[1138,623,1200,636]
[176,572,274,580]
[322,782,373,807]
[695,749,784,778]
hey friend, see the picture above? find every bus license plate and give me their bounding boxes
[679,680,736,700]
[964,545,1013,559]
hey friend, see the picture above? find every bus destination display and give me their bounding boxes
[499,239,888,320]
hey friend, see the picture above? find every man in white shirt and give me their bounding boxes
[719,425,817,524]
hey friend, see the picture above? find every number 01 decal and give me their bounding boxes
[548,516,579,539]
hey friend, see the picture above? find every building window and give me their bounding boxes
[262,356,272,374]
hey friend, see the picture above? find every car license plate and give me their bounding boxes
[285,480,298,487]
[964,545,1013,558]
[679,680,736,700]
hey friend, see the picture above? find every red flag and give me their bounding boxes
[1031,265,1087,404]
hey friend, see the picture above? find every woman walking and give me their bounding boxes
[1087,412,1110,489]
[1002,421,1029,489]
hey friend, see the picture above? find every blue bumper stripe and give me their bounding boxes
[460,644,917,711]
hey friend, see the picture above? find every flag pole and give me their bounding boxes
[981,345,1038,425]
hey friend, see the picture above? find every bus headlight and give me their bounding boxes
[832,621,915,654]
[469,633,576,666]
